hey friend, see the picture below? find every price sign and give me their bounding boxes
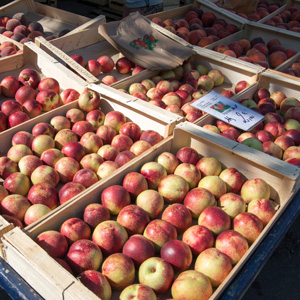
[191,91,265,131]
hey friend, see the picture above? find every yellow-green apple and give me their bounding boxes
[128,83,147,96]
[136,189,164,219]
[283,145,300,160]
[196,156,222,177]
[22,99,43,118]
[31,165,60,187]
[139,130,163,146]
[119,283,157,300]
[207,69,224,86]
[218,192,246,219]
[77,270,111,300]
[31,134,55,157]
[197,75,214,91]
[158,174,189,203]
[174,162,201,189]
[55,156,80,183]
[50,116,70,132]
[176,146,199,165]
[269,91,286,108]
[141,79,155,90]
[35,230,68,258]
[283,119,300,131]
[101,185,131,215]
[140,161,167,190]
[61,141,86,162]
[66,239,103,275]
[85,59,102,76]
[241,137,263,151]
[218,167,245,194]
[161,92,182,107]
[97,55,114,73]
[198,206,231,236]
[27,182,58,209]
[80,132,103,154]
[40,148,64,167]
[162,203,192,233]
[184,187,216,218]
[143,219,177,252]
[247,198,276,226]
[155,151,179,174]
[18,155,42,177]
[161,239,193,272]
[117,204,150,235]
[24,203,51,226]
[97,160,119,179]
[86,109,105,131]
[3,172,30,196]
[0,194,30,222]
[92,220,128,256]
[83,203,110,229]
[1,100,23,117]
[7,144,32,163]
[102,253,135,290]
[72,120,95,138]
[139,256,174,294]
[66,108,85,125]
[96,125,117,145]
[130,140,152,156]
[0,157,18,179]
[80,153,104,173]
[97,144,119,161]
[1,75,20,97]
[146,87,164,100]
[198,175,227,199]
[182,225,214,256]
[60,88,80,104]
[54,129,78,150]
[38,77,60,93]
[32,122,55,138]
[279,97,300,115]
[240,178,270,204]
[233,212,264,244]
[58,182,86,204]
[60,217,91,244]
[78,89,100,113]
[215,230,249,265]
[73,168,98,188]
[122,171,148,199]
[194,247,232,287]
[122,234,155,267]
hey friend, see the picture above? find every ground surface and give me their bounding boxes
[0,0,300,299]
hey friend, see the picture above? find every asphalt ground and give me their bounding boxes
[0,0,300,299]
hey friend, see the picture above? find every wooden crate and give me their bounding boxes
[0,41,88,137]
[195,70,300,167]
[104,50,261,124]
[0,0,95,39]
[144,0,246,48]
[1,121,299,300]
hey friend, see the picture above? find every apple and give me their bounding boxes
[1,100,23,117]
[119,122,142,142]
[3,172,31,196]
[60,88,80,104]
[115,150,136,166]
[102,75,117,85]
[136,189,164,219]
[66,108,85,125]
[235,80,250,94]
[174,162,201,189]
[31,134,55,157]
[72,168,98,188]
[1,75,20,97]
[0,194,30,222]
[130,140,152,156]
[8,111,30,128]
[196,156,222,177]
[0,111,7,132]
[0,186,9,202]
[219,167,245,194]
[78,270,111,300]
[119,283,157,300]
[32,122,55,138]
[66,239,103,275]
[176,147,199,165]
[116,57,132,74]
[35,230,68,258]
[80,153,103,173]
[80,132,103,154]
[97,160,119,179]
[122,171,148,199]
[194,247,232,288]
[117,204,150,235]
[62,141,86,162]
[35,89,60,111]
[31,165,60,187]
[24,204,52,226]
[22,99,43,118]
[138,257,174,294]
[241,137,263,151]
[83,203,110,229]
[140,161,167,190]
[240,178,271,204]
[97,55,114,73]
[171,270,213,300]
[0,157,18,179]
[7,144,33,163]
[97,144,119,161]
[40,148,64,168]
[86,109,105,131]
[54,129,78,150]
[38,77,60,93]
[27,182,58,209]
[54,156,80,183]
[283,145,300,161]
[50,116,71,132]
[104,111,126,133]
[58,182,86,204]
[247,198,276,226]
[85,59,102,77]
[218,192,246,219]
[262,141,283,159]
[78,88,101,112]
[198,175,227,199]
[92,220,128,256]
[1,214,23,229]
[60,217,91,244]
[72,120,95,138]
[139,130,163,146]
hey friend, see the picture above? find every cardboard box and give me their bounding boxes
[0,0,94,39]
[1,121,299,299]
[195,70,300,168]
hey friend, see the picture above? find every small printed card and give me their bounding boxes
[191,91,265,131]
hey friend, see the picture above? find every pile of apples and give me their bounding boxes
[0,67,81,132]
[213,36,297,69]
[202,87,300,166]
[281,57,300,78]
[120,58,250,122]
[0,89,163,229]
[33,146,277,299]
[0,13,69,42]
[0,40,22,57]
[68,53,145,85]
[214,0,283,21]
[150,6,240,47]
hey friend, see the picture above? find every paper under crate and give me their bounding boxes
[2,121,299,300]
[0,0,94,40]
[106,50,260,124]
[195,70,300,173]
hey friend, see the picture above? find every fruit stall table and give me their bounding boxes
[0,173,299,300]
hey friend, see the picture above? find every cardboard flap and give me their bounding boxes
[98,11,196,70]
